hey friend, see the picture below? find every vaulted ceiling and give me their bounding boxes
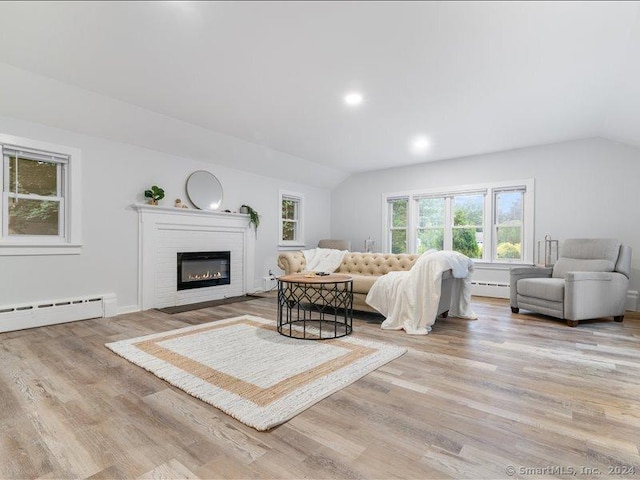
[0,1,639,185]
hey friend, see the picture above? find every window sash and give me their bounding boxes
[281,197,299,242]
[281,196,299,222]
[279,190,305,247]
[492,189,525,262]
[2,147,69,164]
[2,149,67,240]
[388,198,408,228]
[281,219,298,242]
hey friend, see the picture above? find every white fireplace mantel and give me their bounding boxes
[134,204,255,310]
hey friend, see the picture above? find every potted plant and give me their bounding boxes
[144,185,165,205]
[240,204,260,235]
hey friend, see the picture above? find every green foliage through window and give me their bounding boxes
[5,154,62,236]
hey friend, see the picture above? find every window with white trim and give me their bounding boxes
[384,179,534,263]
[494,188,525,261]
[388,197,408,253]
[0,134,82,255]
[279,190,305,248]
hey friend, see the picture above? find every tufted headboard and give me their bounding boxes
[277,251,420,276]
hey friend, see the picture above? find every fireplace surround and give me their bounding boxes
[134,204,255,310]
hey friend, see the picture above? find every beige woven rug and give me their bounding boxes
[106,315,406,431]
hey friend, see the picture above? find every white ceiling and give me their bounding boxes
[0,1,639,180]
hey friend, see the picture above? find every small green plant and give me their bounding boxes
[241,204,260,234]
[144,185,165,205]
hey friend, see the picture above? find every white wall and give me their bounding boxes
[0,115,331,312]
[331,138,640,297]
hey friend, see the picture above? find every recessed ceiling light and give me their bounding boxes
[344,92,364,107]
[410,135,431,155]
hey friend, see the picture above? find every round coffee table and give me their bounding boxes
[277,273,353,340]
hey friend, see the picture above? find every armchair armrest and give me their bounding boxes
[277,251,306,275]
[509,267,553,308]
[564,271,629,320]
[565,271,613,282]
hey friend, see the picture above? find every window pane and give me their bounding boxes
[391,230,407,254]
[9,198,60,235]
[496,226,522,260]
[282,220,296,241]
[495,191,523,261]
[417,228,444,253]
[390,199,407,228]
[453,194,483,226]
[282,199,297,220]
[453,227,483,258]
[417,198,444,228]
[496,191,522,224]
[8,156,58,196]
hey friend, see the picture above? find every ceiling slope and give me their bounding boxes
[0,1,638,178]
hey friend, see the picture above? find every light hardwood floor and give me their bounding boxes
[1,296,639,479]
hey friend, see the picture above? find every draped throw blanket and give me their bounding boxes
[302,248,348,273]
[366,250,477,335]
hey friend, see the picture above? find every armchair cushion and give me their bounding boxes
[509,267,552,307]
[552,258,616,278]
[517,278,565,302]
[552,238,621,278]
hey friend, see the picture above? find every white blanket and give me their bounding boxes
[302,248,348,273]
[365,250,477,335]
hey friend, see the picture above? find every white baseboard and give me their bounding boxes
[117,304,141,315]
[626,290,639,312]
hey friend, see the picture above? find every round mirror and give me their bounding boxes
[186,171,223,210]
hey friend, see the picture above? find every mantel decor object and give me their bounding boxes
[240,205,260,236]
[537,234,559,267]
[364,237,376,253]
[144,185,165,205]
[186,171,223,210]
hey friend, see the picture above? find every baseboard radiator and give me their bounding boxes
[471,281,510,299]
[0,293,117,333]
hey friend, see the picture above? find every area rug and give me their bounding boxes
[105,315,406,431]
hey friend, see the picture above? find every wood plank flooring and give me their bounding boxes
[1,296,639,479]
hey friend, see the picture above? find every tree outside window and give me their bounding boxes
[279,190,305,247]
[452,194,483,259]
[495,191,523,260]
[281,197,298,241]
[389,198,408,254]
[416,197,444,253]
[5,153,64,237]
[384,180,533,263]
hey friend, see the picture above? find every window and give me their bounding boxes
[279,190,304,248]
[388,197,408,253]
[4,150,65,237]
[416,197,444,253]
[0,134,81,255]
[452,194,484,259]
[494,189,524,261]
[383,179,534,264]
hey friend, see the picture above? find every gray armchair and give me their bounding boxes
[510,239,632,327]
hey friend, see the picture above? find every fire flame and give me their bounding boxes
[187,271,222,281]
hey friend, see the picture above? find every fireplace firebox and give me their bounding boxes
[177,251,231,290]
